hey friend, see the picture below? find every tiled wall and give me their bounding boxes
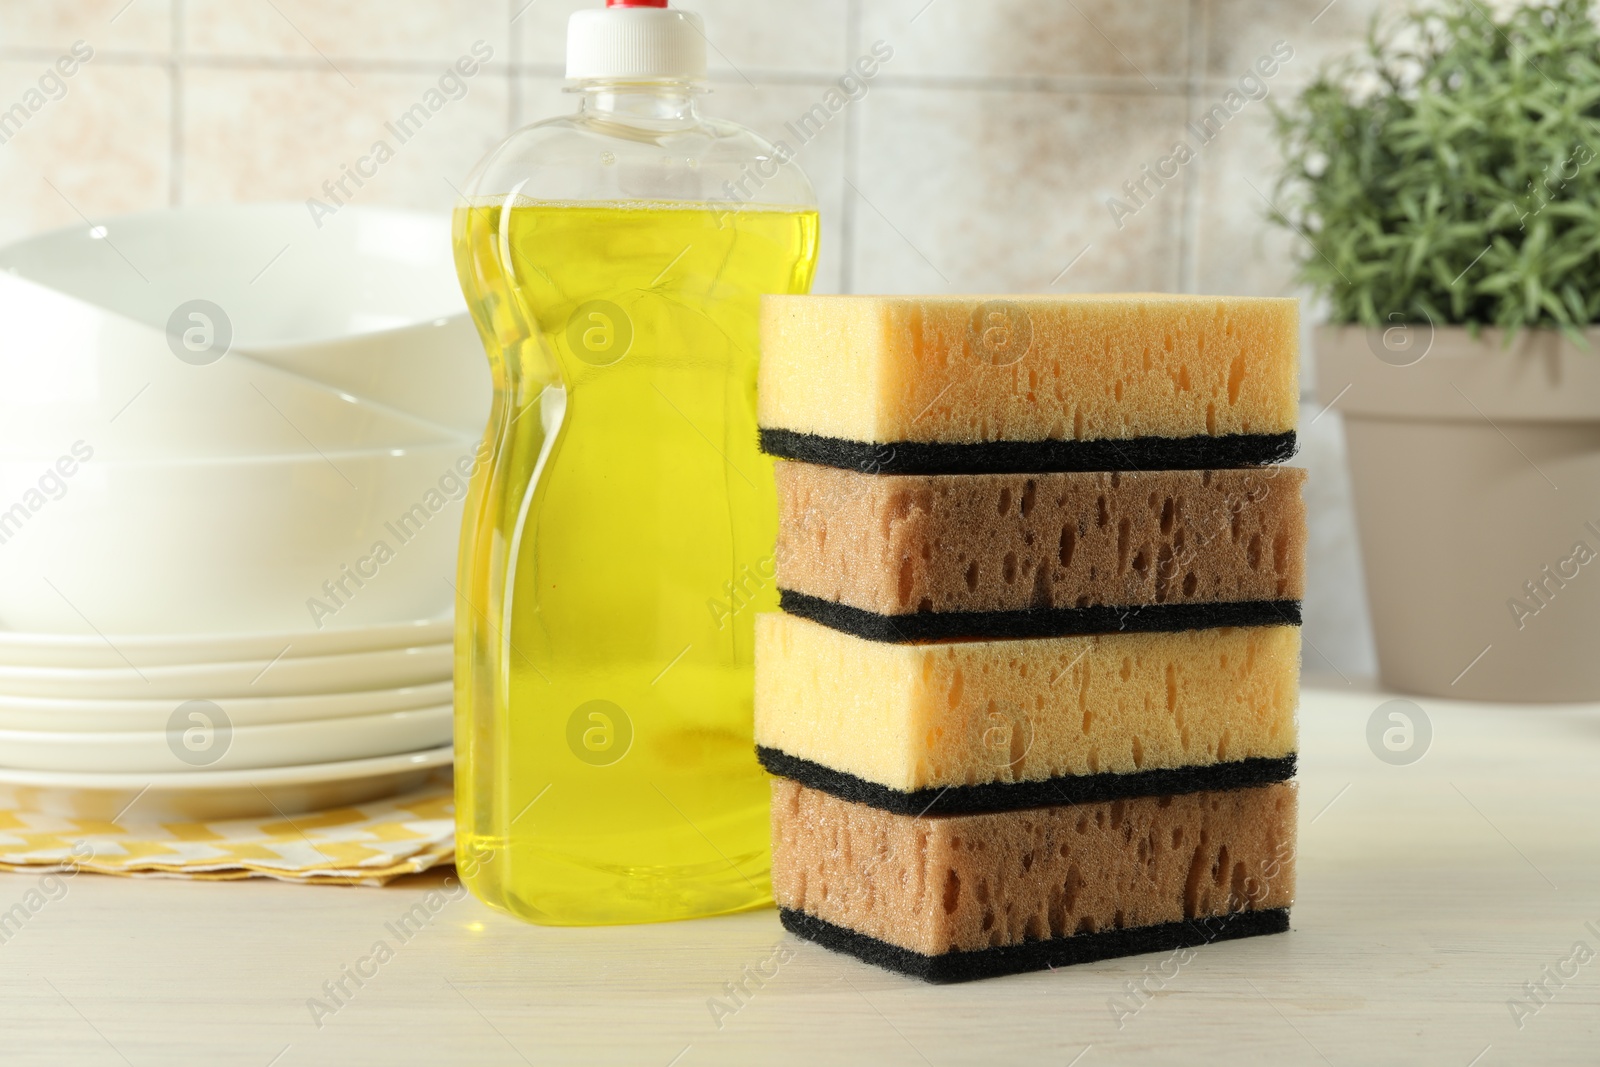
[0,0,1386,677]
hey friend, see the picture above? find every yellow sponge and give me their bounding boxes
[754,612,1298,809]
[758,294,1298,447]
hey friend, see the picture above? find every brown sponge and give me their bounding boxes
[775,462,1306,618]
[771,778,1296,981]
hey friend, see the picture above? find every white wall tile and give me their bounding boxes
[182,65,506,210]
[1299,398,1378,680]
[860,0,1190,84]
[513,1,572,70]
[1202,0,1390,88]
[0,0,172,55]
[0,60,169,243]
[514,71,567,128]
[683,0,851,76]
[851,87,1188,294]
[1190,85,1297,300]
[184,0,510,65]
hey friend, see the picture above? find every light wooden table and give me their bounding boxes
[2,681,1597,1066]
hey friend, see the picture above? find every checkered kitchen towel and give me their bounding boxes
[0,775,454,886]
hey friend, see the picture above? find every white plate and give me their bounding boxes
[0,617,453,669]
[0,745,453,820]
[0,643,451,699]
[0,704,452,773]
[0,680,453,733]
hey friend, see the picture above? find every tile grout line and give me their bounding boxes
[871,72,1189,95]
[169,0,185,206]
[838,0,862,294]
[0,45,1199,98]
[1176,0,1206,294]
[506,0,522,133]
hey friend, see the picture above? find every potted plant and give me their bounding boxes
[1273,0,1600,700]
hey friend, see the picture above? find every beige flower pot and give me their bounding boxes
[1318,324,1600,701]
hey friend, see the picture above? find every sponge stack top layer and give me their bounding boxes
[758,294,1300,451]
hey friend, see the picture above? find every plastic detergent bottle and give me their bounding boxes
[451,0,819,925]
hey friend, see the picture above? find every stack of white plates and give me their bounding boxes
[0,620,455,819]
[0,204,489,819]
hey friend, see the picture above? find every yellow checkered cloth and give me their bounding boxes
[0,775,454,886]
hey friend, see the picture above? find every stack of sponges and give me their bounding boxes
[754,295,1304,983]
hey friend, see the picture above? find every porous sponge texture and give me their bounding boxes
[753,613,1299,792]
[758,294,1299,445]
[770,778,1297,955]
[775,462,1306,615]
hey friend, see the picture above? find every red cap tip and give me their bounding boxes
[606,0,668,6]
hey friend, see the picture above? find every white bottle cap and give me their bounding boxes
[566,1,707,82]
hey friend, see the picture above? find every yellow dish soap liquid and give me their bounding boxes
[451,0,818,925]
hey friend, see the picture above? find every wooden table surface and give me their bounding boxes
[2,680,1597,1066]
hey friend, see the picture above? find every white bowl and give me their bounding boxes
[0,442,472,634]
[0,704,452,773]
[0,643,451,699]
[0,616,452,669]
[246,315,491,438]
[0,204,487,453]
[0,204,463,345]
[0,270,471,463]
[0,745,452,820]
[0,680,452,733]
